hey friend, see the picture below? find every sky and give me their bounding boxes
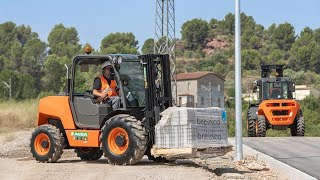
[0,0,319,50]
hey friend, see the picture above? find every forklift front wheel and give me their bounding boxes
[100,114,147,165]
[30,124,64,163]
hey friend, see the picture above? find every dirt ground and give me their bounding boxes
[0,130,288,180]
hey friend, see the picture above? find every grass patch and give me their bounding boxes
[0,99,38,133]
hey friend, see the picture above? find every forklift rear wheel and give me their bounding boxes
[247,112,257,137]
[30,124,64,163]
[291,111,305,136]
[100,114,147,165]
[257,115,266,137]
[75,147,103,161]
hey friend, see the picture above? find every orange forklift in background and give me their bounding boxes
[30,49,172,164]
[247,65,305,137]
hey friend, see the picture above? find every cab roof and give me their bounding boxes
[74,54,139,65]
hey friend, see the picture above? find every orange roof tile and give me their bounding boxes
[176,71,224,81]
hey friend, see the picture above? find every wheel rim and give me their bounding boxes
[108,127,129,155]
[34,133,50,156]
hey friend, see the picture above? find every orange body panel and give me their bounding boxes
[258,99,300,126]
[66,130,101,147]
[37,96,76,129]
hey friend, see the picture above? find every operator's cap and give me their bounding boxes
[101,61,112,70]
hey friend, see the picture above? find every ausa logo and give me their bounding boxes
[71,132,88,141]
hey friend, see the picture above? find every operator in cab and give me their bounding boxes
[93,61,120,110]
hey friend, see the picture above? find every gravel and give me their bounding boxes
[0,131,32,158]
[0,130,288,180]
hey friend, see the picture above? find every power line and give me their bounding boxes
[154,0,177,106]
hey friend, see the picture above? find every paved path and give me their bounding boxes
[243,137,320,179]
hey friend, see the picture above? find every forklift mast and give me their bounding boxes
[139,54,172,142]
[261,65,284,78]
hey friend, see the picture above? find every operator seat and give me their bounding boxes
[270,88,281,99]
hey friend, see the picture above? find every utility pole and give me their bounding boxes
[209,81,212,106]
[3,78,12,100]
[235,0,243,161]
[154,0,177,106]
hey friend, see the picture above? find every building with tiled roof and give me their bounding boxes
[174,71,225,108]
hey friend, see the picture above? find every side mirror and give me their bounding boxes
[80,64,89,72]
[292,84,295,92]
[250,81,259,93]
[253,85,258,93]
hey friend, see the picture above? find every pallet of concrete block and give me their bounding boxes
[152,107,232,159]
[151,145,232,160]
[154,124,228,148]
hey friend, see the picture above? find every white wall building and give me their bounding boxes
[174,71,225,108]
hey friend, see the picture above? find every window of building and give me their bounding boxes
[217,84,221,92]
[188,82,191,91]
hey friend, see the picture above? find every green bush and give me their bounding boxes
[37,91,55,99]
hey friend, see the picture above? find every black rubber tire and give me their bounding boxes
[148,155,173,163]
[291,111,305,136]
[75,147,103,161]
[257,115,267,137]
[100,114,147,165]
[30,124,64,163]
[247,111,257,137]
[145,147,173,163]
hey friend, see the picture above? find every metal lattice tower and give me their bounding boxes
[154,0,177,105]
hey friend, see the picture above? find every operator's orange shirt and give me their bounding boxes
[99,75,118,96]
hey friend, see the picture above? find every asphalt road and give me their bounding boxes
[243,137,320,179]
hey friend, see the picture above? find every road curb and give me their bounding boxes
[228,138,316,180]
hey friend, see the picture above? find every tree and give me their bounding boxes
[266,49,284,65]
[41,55,69,93]
[314,28,320,43]
[0,70,37,100]
[100,32,139,54]
[241,49,261,70]
[0,23,42,71]
[141,38,154,54]
[0,22,17,56]
[48,24,81,58]
[271,23,296,51]
[22,38,46,93]
[181,18,209,50]
[219,13,234,35]
[289,27,320,73]
[0,22,47,96]
[209,18,219,37]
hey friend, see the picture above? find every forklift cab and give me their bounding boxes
[67,54,172,134]
[69,54,146,129]
[259,78,294,100]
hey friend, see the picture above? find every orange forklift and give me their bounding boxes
[30,51,172,164]
[247,65,305,137]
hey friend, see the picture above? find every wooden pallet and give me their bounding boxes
[151,145,233,160]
